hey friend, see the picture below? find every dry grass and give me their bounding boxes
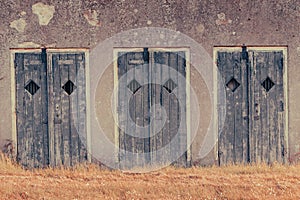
[0,155,300,200]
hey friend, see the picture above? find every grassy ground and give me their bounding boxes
[0,155,300,199]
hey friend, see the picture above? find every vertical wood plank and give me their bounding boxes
[251,52,261,163]
[275,52,284,162]
[241,54,250,163]
[117,52,129,169]
[124,52,135,169]
[60,54,71,166]
[128,52,137,167]
[232,52,242,164]
[128,55,136,167]
[222,51,232,165]
[267,52,277,164]
[41,53,49,167]
[133,52,145,166]
[169,52,178,165]
[248,51,256,163]
[32,54,43,168]
[218,52,235,165]
[69,54,79,165]
[52,54,62,166]
[15,53,26,166]
[24,55,33,167]
[150,52,157,165]
[177,51,187,166]
[275,52,285,163]
[48,52,54,166]
[76,53,88,163]
[158,52,170,165]
[117,52,125,168]
[217,52,224,165]
[256,52,268,163]
[143,58,150,165]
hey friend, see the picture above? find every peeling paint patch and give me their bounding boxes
[83,10,101,27]
[18,42,41,48]
[196,24,205,33]
[32,2,55,25]
[216,13,232,25]
[10,18,27,33]
[191,23,205,36]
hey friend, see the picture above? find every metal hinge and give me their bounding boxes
[143,48,149,63]
[41,48,47,64]
[242,44,248,60]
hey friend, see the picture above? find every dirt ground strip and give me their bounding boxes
[0,164,300,199]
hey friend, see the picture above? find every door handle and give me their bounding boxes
[54,104,61,124]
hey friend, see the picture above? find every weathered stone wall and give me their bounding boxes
[0,0,299,165]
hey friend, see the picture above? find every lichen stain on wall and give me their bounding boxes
[83,10,101,27]
[17,42,41,48]
[10,18,27,33]
[215,13,232,26]
[17,41,57,48]
[32,2,55,26]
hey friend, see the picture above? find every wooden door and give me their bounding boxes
[117,49,187,169]
[217,48,287,165]
[50,53,87,166]
[248,51,286,164]
[15,52,49,168]
[15,51,87,168]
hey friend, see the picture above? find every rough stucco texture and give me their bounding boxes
[0,0,299,165]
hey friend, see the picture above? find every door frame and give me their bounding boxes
[212,46,289,163]
[10,48,91,163]
[113,47,191,165]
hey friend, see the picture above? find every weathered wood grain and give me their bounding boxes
[117,52,129,169]
[52,54,63,166]
[134,52,145,166]
[76,53,87,163]
[218,52,235,164]
[41,52,49,166]
[241,53,250,163]
[233,52,243,164]
[15,53,26,166]
[169,52,178,165]
[217,49,286,165]
[15,53,49,168]
[117,50,187,169]
[143,59,150,164]
[177,51,187,166]
[15,52,87,168]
